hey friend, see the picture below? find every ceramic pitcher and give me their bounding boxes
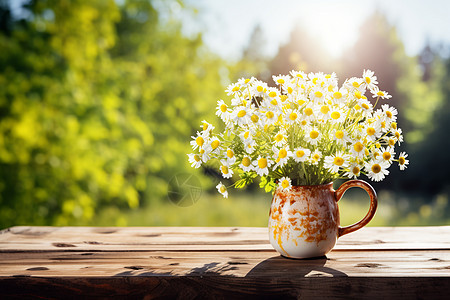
[268,180,377,259]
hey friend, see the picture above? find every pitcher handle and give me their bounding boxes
[335,179,378,237]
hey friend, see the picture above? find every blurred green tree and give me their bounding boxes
[0,0,225,227]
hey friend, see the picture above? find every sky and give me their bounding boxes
[185,0,450,60]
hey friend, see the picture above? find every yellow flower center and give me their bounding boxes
[244,78,250,84]
[298,99,305,106]
[310,130,319,139]
[242,157,251,167]
[365,77,371,84]
[220,185,226,193]
[238,110,246,118]
[335,130,344,139]
[227,149,234,158]
[355,91,362,99]
[352,166,360,175]
[313,154,320,161]
[354,142,364,153]
[389,138,396,146]
[314,91,323,98]
[333,91,342,99]
[280,95,288,102]
[220,104,227,112]
[320,105,330,114]
[275,134,283,142]
[266,111,274,119]
[251,114,259,123]
[296,150,305,158]
[282,179,290,189]
[269,91,277,98]
[289,112,298,120]
[277,78,285,84]
[331,111,341,120]
[381,121,386,129]
[399,157,406,165]
[196,136,204,146]
[258,158,267,169]
[194,154,200,162]
[352,81,360,88]
[279,149,287,159]
[395,131,401,139]
[287,86,293,94]
[354,104,361,110]
[257,85,263,92]
[221,165,229,174]
[203,123,208,131]
[301,120,307,126]
[391,122,397,129]
[371,164,381,174]
[304,108,313,116]
[386,111,393,118]
[333,157,344,166]
[367,127,376,136]
[377,91,385,97]
[383,152,391,161]
[232,86,240,92]
[362,103,369,110]
[211,140,220,149]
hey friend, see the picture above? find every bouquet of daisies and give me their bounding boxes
[188,69,409,198]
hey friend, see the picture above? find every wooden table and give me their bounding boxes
[0,226,449,299]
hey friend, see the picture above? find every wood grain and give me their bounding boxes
[0,226,449,299]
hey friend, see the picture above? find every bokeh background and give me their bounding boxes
[1,0,449,229]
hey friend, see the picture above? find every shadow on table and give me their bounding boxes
[245,255,348,278]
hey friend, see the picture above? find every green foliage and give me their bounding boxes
[0,0,225,228]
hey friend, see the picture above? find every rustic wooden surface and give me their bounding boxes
[0,226,449,299]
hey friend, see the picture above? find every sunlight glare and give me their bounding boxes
[302,2,363,58]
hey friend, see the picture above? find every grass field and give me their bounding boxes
[87,187,450,227]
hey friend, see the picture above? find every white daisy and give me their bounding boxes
[345,162,362,179]
[220,160,233,179]
[332,129,351,145]
[365,160,390,182]
[225,83,241,96]
[190,131,207,151]
[293,147,311,163]
[364,121,382,142]
[398,152,409,170]
[371,87,392,100]
[351,140,366,159]
[310,149,322,165]
[273,129,287,147]
[380,146,395,164]
[216,182,228,198]
[305,126,322,146]
[278,177,292,191]
[187,153,202,168]
[324,151,350,173]
[273,146,292,170]
[239,156,253,172]
[225,148,237,165]
[231,106,251,126]
[253,156,272,177]
[381,104,398,123]
[215,99,230,119]
[362,69,378,91]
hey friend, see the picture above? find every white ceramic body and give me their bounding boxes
[268,183,339,259]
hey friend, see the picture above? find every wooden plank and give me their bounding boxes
[1,226,449,252]
[1,276,449,299]
[0,250,449,277]
[0,226,449,299]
